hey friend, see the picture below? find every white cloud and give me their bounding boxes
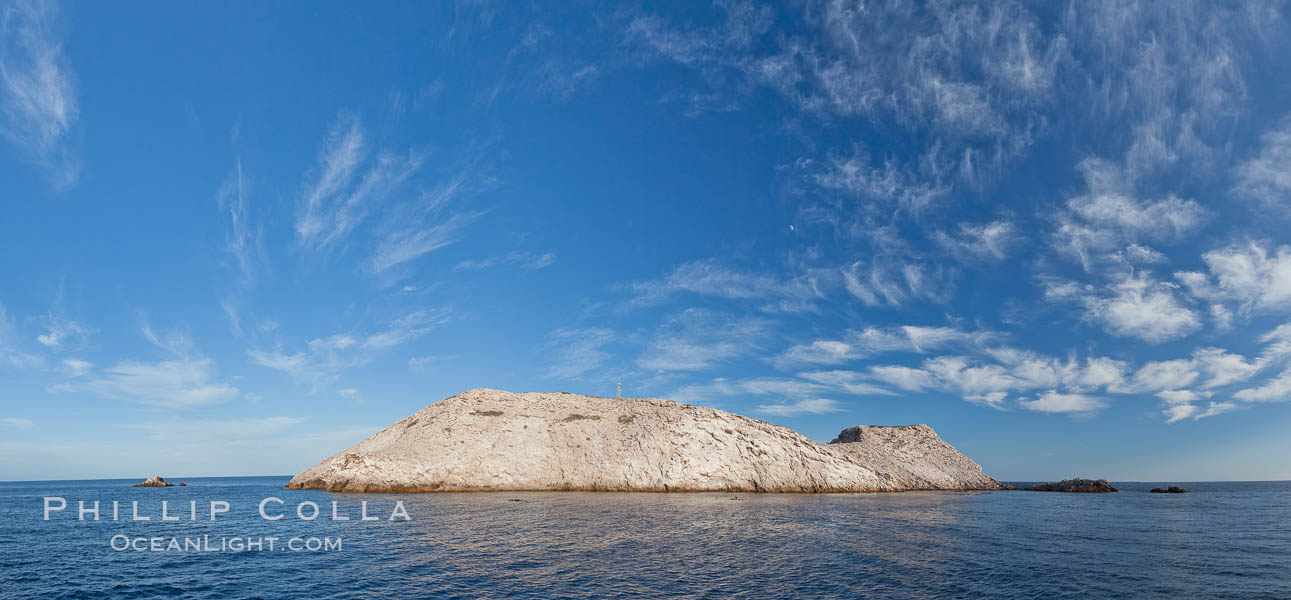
[1120,244,1168,266]
[1234,117,1291,207]
[61,357,90,376]
[775,340,854,367]
[934,220,1017,261]
[1192,348,1263,389]
[1019,391,1105,415]
[1162,403,1197,423]
[667,375,855,407]
[1068,190,1207,241]
[922,356,1022,399]
[1052,159,1208,271]
[1155,388,1212,423]
[1262,322,1291,344]
[1194,401,1241,420]
[867,365,936,391]
[1177,242,1291,316]
[757,397,843,417]
[1046,273,1200,343]
[965,392,1009,409]
[1116,359,1200,394]
[1,417,33,428]
[1155,389,1211,405]
[36,312,91,351]
[0,0,79,185]
[1077,357,1129,389]
[1233,368,1291,403]
[794,370,892,396]
[57,358,239,409]
[774,325,993,369]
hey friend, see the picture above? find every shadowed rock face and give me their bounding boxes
[286,389,1005,493]
[1028,478,1118,493]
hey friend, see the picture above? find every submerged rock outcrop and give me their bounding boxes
[133,475,184,487]
[1150,486,1187,493]
[1028,478,1118,493]
[287,389,1004,493]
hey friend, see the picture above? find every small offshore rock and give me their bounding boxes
[1028,478,1118,493]
[132,475,178,488]
[1149,486,1187,493]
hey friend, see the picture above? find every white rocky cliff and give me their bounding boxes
[286,389,1003,493]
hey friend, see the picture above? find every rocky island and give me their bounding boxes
[1150,486,1188,493]
[1027,478,1118,493]
[132,475,185,487]
[287,389,1005,493]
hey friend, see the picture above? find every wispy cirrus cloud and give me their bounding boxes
[454,251,555,272]
[933,220,1018,262]
[369,210,483,274]
[0,303,42,370]
[757,397,843,417]
[636,309,770,372]
[0,0,79,186]
[542,327,616,379]
[289,113,492,278]
[58,358,239,409]
[249,308,451,390]
[130,416,306,444]
[48,322,239,409]
[294,114,369,249]
[217,159,261,285]
[841,258,953,307]
[626,259,826,313]
[1233,116,1291,209]
[36,311,91,351]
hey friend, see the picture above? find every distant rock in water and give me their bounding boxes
[286,389,1006,493]
[1150,486,1188,493]
[1028,478,1118,493]
[132,475,182,487]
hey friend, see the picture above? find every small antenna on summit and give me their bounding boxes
[617,382,622,398]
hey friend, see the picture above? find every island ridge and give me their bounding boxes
[287,389,1004,493]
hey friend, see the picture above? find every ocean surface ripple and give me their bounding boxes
[1,478,1288,599]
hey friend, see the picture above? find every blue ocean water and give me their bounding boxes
[0,477,1288,599]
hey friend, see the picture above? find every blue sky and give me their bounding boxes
[3,1,1291,482]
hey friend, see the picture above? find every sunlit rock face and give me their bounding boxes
[286,389,1005,493]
